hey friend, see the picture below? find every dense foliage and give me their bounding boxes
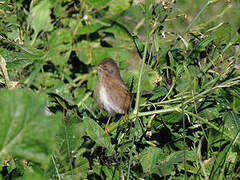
[0,0,240,179]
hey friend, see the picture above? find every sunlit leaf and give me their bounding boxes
[109,0,131,15]
[0,89,61,168]
[213,23,232,46]
[76,24,105,35]
[28,0,52,36]
[0,48,44,70]
[224,111,240,139]
[83,117,114,151]
[152,151,193,177]
[140,147,163,173]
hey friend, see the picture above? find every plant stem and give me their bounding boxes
[183,110,235,142]
[127,0,150,179]
[182,0,220,36]
[133,0,150,116]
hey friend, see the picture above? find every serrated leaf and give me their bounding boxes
[152,151,193,177]
[4,51,34,70]
[150,86,168,101]
[140,147,163,173]
[47,28,72,66]
[224,111,240,139]
[28,0,52,36]
[83,117,113,151]
[0,89,61,168]
[62,157,89,179]
[214,23,232,46]
[0,49,44,70]
[102,165,121,180]
[56,120,85,156]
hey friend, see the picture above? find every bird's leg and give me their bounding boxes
[105,116,112,133]
[124,112,128,121]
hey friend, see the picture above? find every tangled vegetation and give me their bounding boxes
[0,0,240,179]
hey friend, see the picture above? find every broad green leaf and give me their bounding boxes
[152,151,193,177]
[0,89,61,168]
[61,157,89,179]
[3,51,34,70]
[140,147,163,173]
[47,28,72,66]
[56,120,85,156]
[150,86,168,101]
[162,112,181,123]
[224,111,240,139]
[100,25,131,40]
[92,47,130,65]
[128,62,156,92]
[213,23,232,46]
[109,0,131,15]
[198,107,219,121]
[102,165,121,180]
[76,24,105,35]
[28,0,52,36]
[75,40,100,65]
[175,70,192,92]
[208,129,223,147]
[17,171,44,180]
[0,48,44,70]
[83,117,113,151]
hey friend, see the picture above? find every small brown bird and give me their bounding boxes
[94,58,131,133]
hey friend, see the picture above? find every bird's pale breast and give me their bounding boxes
[98,85,125,115]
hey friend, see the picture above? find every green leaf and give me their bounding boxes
[0,48,44,70]
[194,36,214,51]
[83,117,113,151]
[109,0,131,15]
[152,151,193,177]
[56,120,85,156]
[28,0,52,36]
[92,47,130,65]
[87,0,111,8]
[47,28,72,66]
[150,86,168,101]
[0,89,61,168]
[224,111,240,139]
[4,51,34,70]
[100,25,131,40]
[102,165,121,180]
[176,69,192,92]
[75,40,99,65]
[76,23,105,35]
[61,157,89,179]
[17,171,44,180]
[140,147,163,173]
[133,35,144,58]
[213,23,232,46]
